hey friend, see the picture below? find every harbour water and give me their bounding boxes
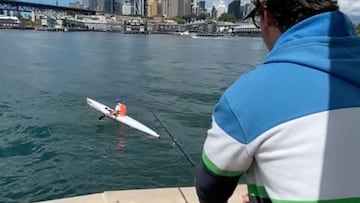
[0,30,267,202]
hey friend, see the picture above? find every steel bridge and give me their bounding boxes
[0,0,95,15]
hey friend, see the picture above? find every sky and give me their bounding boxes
[338,0,360,23]
[29,0,360,23]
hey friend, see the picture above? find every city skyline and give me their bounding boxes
[18,0,360,23]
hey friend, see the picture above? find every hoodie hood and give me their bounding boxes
[265,11,360,87]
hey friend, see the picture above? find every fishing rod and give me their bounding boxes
[151,112,196,168]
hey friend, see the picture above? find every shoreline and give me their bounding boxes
[0,26,261,37]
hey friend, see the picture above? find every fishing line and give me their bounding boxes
[151,112,196,168]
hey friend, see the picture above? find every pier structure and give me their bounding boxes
[37,185,248,203]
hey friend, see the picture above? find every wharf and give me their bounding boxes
[123,30,150,34]
[195,33,225,37]
[37,184,248,203]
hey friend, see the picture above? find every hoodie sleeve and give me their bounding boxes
[195,95,253,202]
[195,161,241,203]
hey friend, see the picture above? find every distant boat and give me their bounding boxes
[189,32,231,39]
[190,35,236,40]
[0,15,21,27]
[179,31,190,36]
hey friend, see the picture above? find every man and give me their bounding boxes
[195,0,360,202]
[111,99,127,116]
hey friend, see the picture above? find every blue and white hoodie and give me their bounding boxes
[196,11,360,203]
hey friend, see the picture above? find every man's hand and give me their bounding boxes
[241,193,249,203]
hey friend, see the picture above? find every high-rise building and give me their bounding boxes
[157,1,162,16]
[178,0,184,16]
[161,0,168,17]
[114,0,122,14]
[129,0,136,14]
[69,2,83,9]
[178,0,191,16]
[198,0,205,11]
[122,2,132,15]
[191,0,198,15]
[144,0,148,15]
[162,0,179,17]
[211,5,216,18]
[147,0,158,17]
[105,0,114,13]
[161,0,192,18]
[243,3,251,18]
[216,0,226,19]
[135,0,145,15]
[85,0,98,10]
[82,0,89,9]
[184,0,191,16]
[167,0,179,18]
[93,0,115,13]
[228,0,241,19]
[96,0,104,11]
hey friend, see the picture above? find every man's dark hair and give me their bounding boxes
[252,0,338,31]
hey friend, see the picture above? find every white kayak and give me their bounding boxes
[86,97,160,138]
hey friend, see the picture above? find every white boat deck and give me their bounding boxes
[37,184,248,203]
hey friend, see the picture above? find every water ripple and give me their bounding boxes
[0,32,265,202]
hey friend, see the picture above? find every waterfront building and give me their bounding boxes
[153,21,183,32]
[55,18,65,29]
[40,16,56,27]
[124,18,147,33]
[216,21,235,32]
[191,20,217,33]
[75,15,122,31]
[231,22,260,36]
[60,17,88,30]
